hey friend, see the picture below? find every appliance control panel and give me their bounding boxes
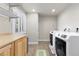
[61,34,67,38]
[57,33,68,39]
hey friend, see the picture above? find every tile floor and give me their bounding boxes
[27,41,55,56]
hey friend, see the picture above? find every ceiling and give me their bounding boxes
[10,3,70,16]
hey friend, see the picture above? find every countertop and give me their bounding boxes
[0,33,26,48]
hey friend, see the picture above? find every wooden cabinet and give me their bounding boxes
[22,37,28,55]
[0,43,14,56]
[15,37,28,56]
[0,36,28,56]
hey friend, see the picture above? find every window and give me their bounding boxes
[10,7,26,34]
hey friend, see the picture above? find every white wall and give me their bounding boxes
[0,3,9,10]
[0,15,11,33]
[26,13,39,43]
[39,16,57,41]
[0,4,11,33]
[57,4,79,32]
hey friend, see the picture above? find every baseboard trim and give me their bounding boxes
[38,39,49,42]
[28,42,38,44]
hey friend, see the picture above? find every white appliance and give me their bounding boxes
[50,31,79,56]
[49,32,53,46]
[49,32,55,54]
[49,31,79,56]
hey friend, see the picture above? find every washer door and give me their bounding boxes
[55,37,66,56]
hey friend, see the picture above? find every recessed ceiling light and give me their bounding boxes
[52,9,55,12]
[32,9,36,12]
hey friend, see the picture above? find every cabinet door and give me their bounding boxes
[15,37,28,56]
[0,43,14,56]
[22,37,28,55]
